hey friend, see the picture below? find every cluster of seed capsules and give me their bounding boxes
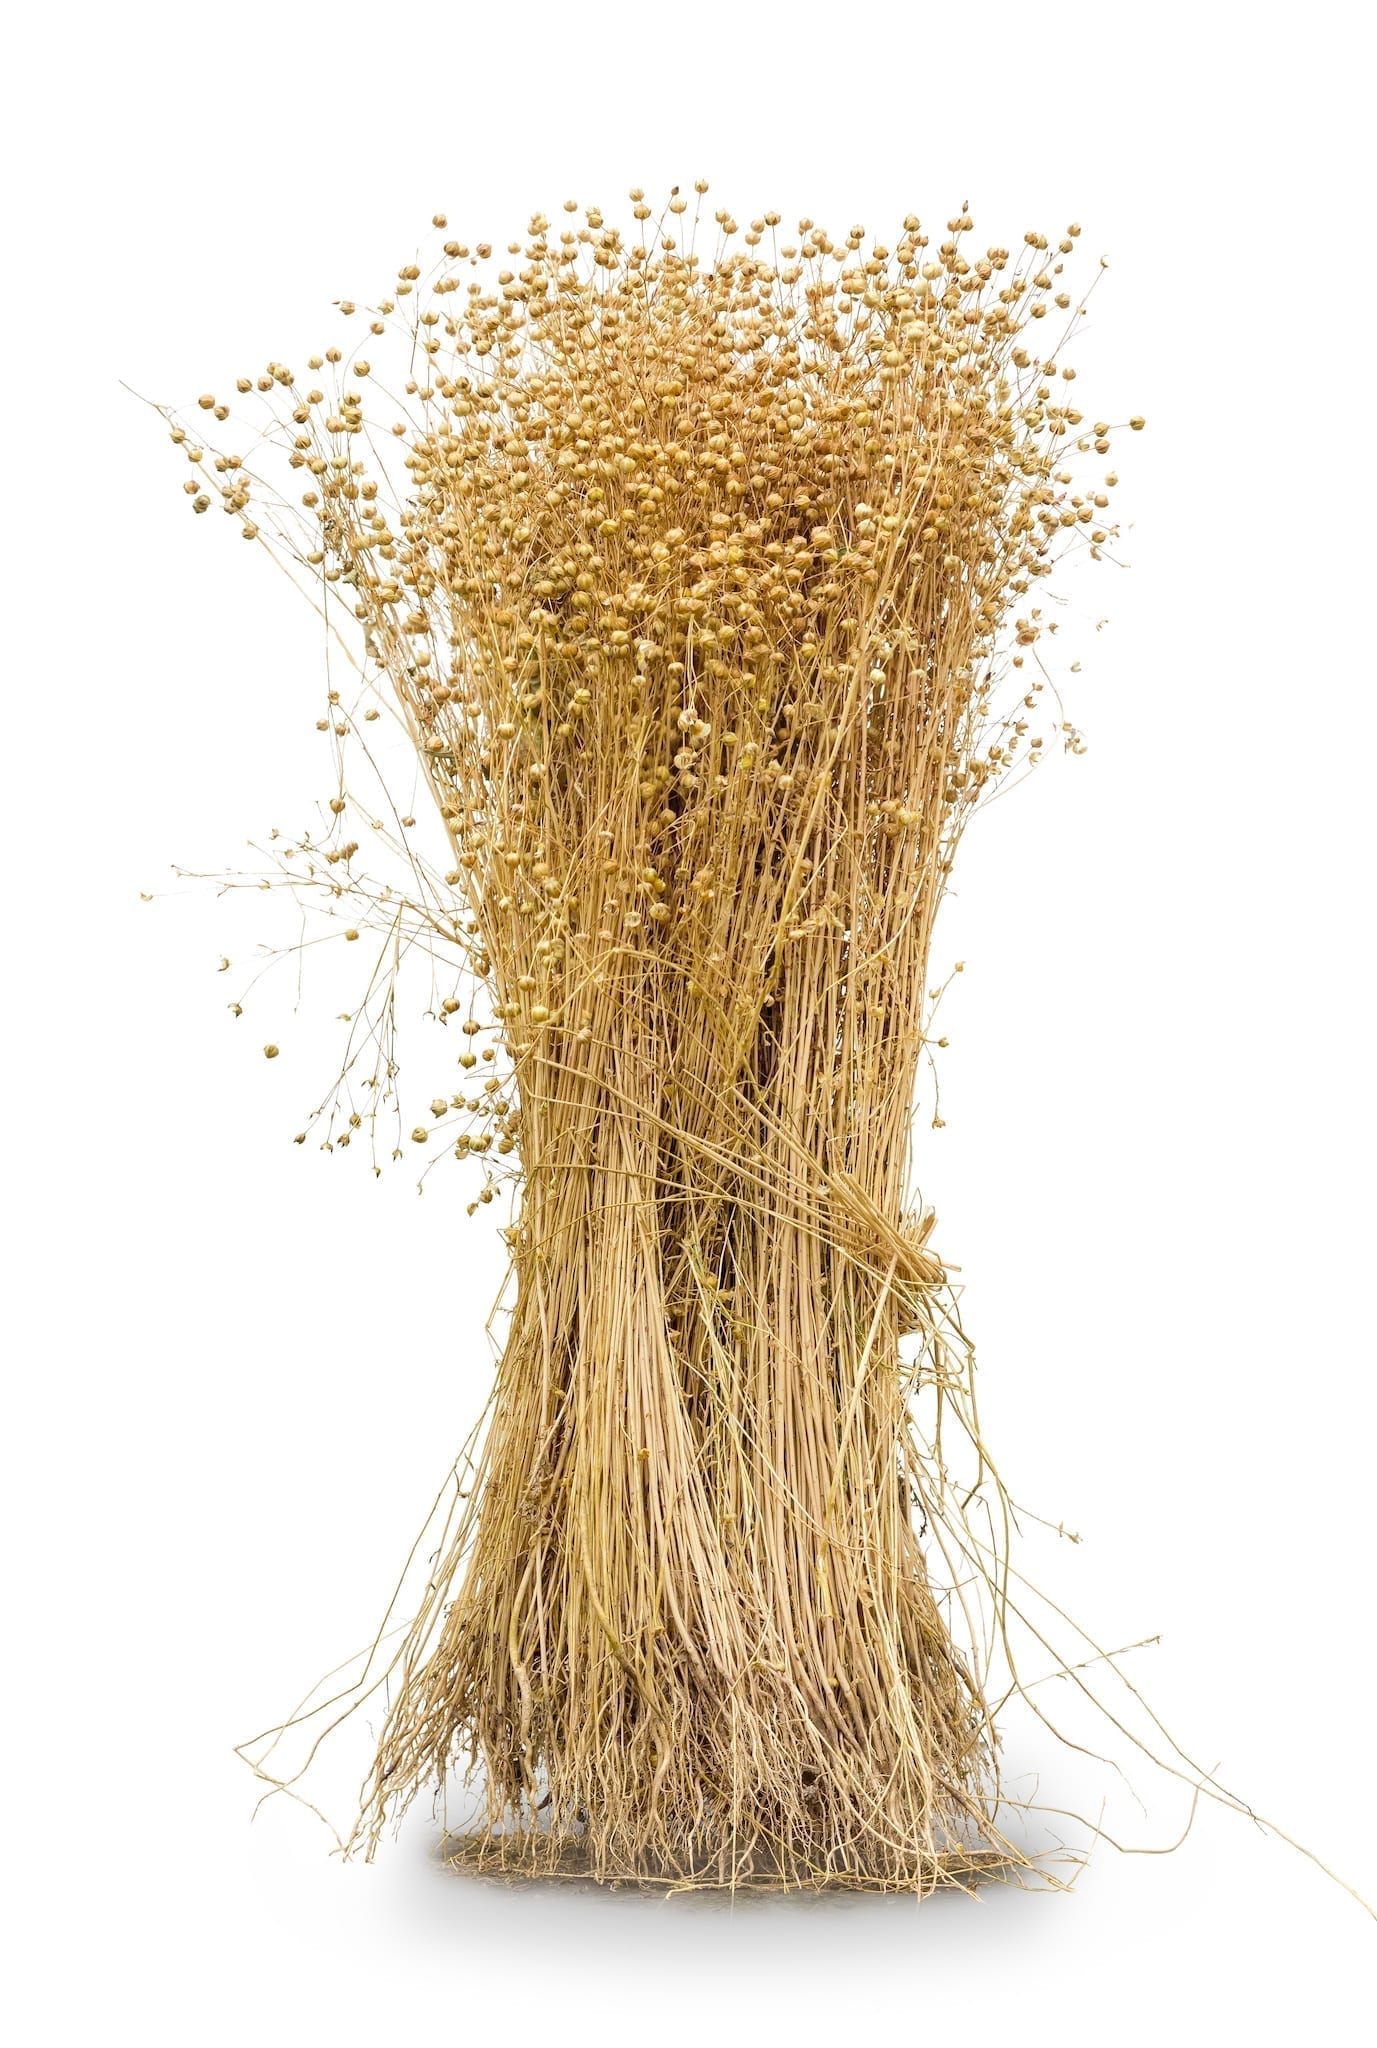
[165,189,1142,1180]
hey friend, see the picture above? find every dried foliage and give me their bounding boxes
[162,189,1151,1891]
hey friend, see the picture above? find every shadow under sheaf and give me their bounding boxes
[382,1795,1053,1975]
[380,1746,1085,1935]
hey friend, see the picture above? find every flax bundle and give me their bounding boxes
[165,191,1136,1890]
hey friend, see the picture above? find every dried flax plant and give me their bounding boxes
[160,189,1150,1893]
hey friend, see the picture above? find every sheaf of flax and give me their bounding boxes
[156,189,1364,1907]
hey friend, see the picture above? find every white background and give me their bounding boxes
[5,3,1375,2041]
